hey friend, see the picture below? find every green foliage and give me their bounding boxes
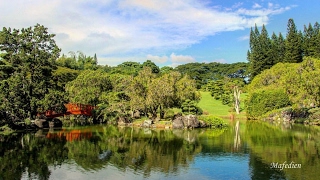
[248,19,319,80]
[126,67,199,119]
[160,66,173,74]
[57,51,98,70]
[142,60,160,74]
[0,24,60,119]
[111,61,142,76]
[284,19,303,63]
[207,78,245,113]
[248,57,320,108]
[66,70,112,106]
[302,23,320,58]
[174,62,248,89]
[164,109,175,119]
[246,89,291,119]
[221,93,232,106]
[198,115,227,128]
[209,80,224,100]
[308,108,320,120]
[52,66,79,90]
[181,99,203,115]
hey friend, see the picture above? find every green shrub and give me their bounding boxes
[199,115,227,128]
[221,94,232,106]
[181,99,203,115]
[308,108,320,120]
[24,118,31,125]
[164,109,175,119]
[246,89,291,119]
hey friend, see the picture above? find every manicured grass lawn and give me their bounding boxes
[198,91,247,119]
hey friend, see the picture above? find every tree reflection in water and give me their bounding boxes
[0,122,320,180]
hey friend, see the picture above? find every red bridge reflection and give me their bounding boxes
[46,129,93,142]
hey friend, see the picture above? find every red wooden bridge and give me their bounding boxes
[40,103,95,118]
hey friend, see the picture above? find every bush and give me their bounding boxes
[164,109,175,119]
[246,89,291,119]
[308,108,320,120]
[181,99,203,115]
[199,115,227,128]
[221,94,232,106]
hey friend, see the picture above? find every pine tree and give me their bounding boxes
[303,23,314,57]
[312,22,320,58]
[270,32,279,64]
[278,33,286,62]
[248,25,261,80]
[93,53,98,65]
[284,18,303,63]
[248,24,272,80]
[259,25,272,69]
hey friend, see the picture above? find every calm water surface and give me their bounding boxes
[1,121,319,180]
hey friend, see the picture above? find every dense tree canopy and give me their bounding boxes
[0,24,60,119]
[65,70,112,106]
[56,51,98,70]
[247,57,320,108]
[174,62,248,89]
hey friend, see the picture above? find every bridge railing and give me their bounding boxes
[38,103,95,118]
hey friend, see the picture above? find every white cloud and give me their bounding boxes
[212,59,227,63]
[146,55,168,63]
[253,3,262,9]
[0,0,293,65]
[170,53,195,63]
[238,35,250,41]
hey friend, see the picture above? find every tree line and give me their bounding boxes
[248,18,320,80]
[0,24,205,125]
[246,18,320,120]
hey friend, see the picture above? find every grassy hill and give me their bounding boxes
[198,91,247,119]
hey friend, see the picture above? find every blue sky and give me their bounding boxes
[0,0,319,67]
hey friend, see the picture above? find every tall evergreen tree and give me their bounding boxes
[248,24,272,80]
[278,33,286,62]
[312,22,320,58]
[248,25,261,80]
[284,18,303,63]
[303,23,314,57]
[259,25,272,69]
[270,33,280,64]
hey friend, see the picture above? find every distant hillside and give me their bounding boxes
[174,62,248,88]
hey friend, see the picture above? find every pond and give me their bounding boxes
[0,120,319,180]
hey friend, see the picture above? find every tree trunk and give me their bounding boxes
[234,86,241,114]
[159,105,165,119]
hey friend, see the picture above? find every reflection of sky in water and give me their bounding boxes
[181,154,250,180]
[44,154,250,180]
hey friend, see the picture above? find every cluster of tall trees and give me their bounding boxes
[248,19,320,80]
[56,51,98,70]
[65,67,199,122]
[0,24,60,120]
[0,24,201,125]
